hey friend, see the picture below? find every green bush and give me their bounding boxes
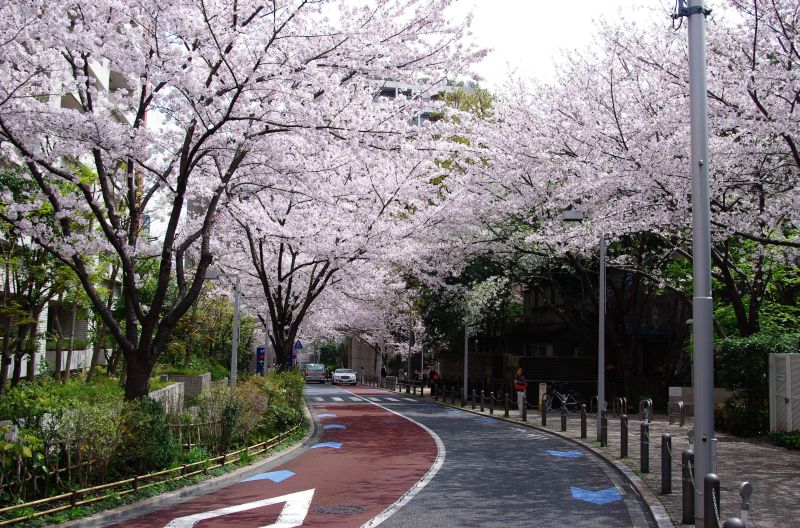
[114,398,179,475]
[768,430,800,450]
[715,333,800,436]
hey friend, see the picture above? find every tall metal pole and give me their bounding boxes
[463,326,469,400]
[686,1,716,525]
[230,275,240,388]
[407,319,412,382]
[597,237,606,438]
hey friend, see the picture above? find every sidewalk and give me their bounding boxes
[384,383,799,527]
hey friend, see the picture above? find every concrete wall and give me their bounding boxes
[149,382,184,415]
[166,372,211,398]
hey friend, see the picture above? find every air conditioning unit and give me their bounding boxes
[769,353,800,433]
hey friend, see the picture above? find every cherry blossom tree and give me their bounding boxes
[0,0,480,398]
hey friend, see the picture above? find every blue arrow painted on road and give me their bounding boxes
[310,442,343,449]
[318,413,337,418]
[476,417,496,423]
[547,450,583,458]
[323,424,347,430]
[570,486,622,505]
[241,470,295,483]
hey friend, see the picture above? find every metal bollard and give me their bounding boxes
[451,387,456,405]
[560,406,567,431]
[721,519,746,528]
[661,433,672,494]
[471,389,476,409]
[480,390,485,412]
[600,410,608,447]
[682,449,695,525]
[522,396,527,422]
[433,384,437,401]
[739,482,752,526]
[406,381,410,394]
[580,404,587,438]
[621,414,628,458]
[704,473,721,528]
[640,421,649,473]
[504,392,509,417]
[489,392,495,415]
[461,389,466,408]
[541,403,547,426]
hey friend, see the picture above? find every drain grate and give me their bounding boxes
[314,505,366,516]
[620,483,639,497]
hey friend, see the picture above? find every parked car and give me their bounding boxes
[304,363,327,383]
[332,368,357,385]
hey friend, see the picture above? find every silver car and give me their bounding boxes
[332,368,357,385]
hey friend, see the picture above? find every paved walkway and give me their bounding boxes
[393,384,800,527]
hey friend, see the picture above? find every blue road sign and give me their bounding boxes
[294,340,303,350]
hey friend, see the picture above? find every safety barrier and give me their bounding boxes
[668,400,685,426]
[639,398,654,423]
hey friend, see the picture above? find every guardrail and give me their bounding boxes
[0,425,301,526]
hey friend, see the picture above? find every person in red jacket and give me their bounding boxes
[514,367,528,414]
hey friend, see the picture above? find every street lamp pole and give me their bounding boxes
[677,1,716,524]
[597,236,606,437]
[463,326,469,401]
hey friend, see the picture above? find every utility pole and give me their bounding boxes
[674,2,716,525]
[598,236,606,438]
[463,326,469,400]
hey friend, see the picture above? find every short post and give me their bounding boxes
[504,392,510,417]
[522,396,527,422]
[682,448,695,525]
[580,404,587,438]
[451,386,456,405]
[640,421,649,473]
[661,433,672,494]
[541,403,547,426]
[471,389,476,409]
[738,482,752,526]
[600,409,608,447]
[433,384,437,401]
[621,414,628,458]
[489,392,495,415]
[406,381,410,394]
[461,388,466,408]
[480,390,485,412]
[560,406,567,431]
[721,519,746,528]
[704,473,721,528]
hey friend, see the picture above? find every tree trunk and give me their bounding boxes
[124,353,154,400]
[0,315,13,396]
[62,304,77,384]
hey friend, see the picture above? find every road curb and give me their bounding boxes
[57,401,318,528]
[374,388,673,528]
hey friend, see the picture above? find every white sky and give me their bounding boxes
[447,0,679,90]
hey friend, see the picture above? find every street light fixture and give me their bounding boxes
[562,210,606,438]
[204,268,240,388]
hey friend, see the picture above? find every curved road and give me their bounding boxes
[102,383,657,527]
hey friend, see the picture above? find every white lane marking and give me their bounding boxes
[358,399,446,528]
[386,398,399,402]
[332,396,343,402]
[403,398,416,402]
[313,397,323,402]
[164,488,315,528]
[349,397,362,402]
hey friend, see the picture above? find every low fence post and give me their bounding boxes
[738,482,752,526]
[504,392,510,417]
[661,433,672,494]
[471,389,476,409]
[621,414,628,458]
[600,409,608,447]
[480,390,485,412]
[489,392,495,415]
[451,386,456,405]
[580,404,587,438]
[560,406,567,431]
[721,519,746,528]
[682,448,695,525]
[461,388,466,408]
[640,421,649,473]
[541,403,546,426]
[704,473,721,528]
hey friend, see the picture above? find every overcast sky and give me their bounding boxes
[447,0,679,89]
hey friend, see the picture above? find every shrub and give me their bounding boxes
[114,398,179,475]
[768,431,800,450]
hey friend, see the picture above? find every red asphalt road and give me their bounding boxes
[111,386,437,527]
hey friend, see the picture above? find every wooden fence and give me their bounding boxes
[0,424,300,526]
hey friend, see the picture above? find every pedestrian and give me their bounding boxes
[514,367,528,414]
[398,367,405,381]
[380,365,387,388]
[360,365,365,385]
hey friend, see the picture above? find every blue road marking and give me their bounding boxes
[318,413,337,418]
[547,450,583,458]
[323,424,347,430]
[476,417,496,423]
[241,470,295,483]
[570,486,622,505]
[311,442,343,449]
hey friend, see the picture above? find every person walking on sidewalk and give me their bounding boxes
[380,365,387,388]
[514,367,528,414]
[360,365,365,385]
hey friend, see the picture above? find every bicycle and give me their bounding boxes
[542,382,584,413]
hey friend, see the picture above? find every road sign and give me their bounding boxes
[294,340,303,350]
[256,347,266,374]
[164,488,315,528]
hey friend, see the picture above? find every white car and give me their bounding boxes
[332,368,357,385]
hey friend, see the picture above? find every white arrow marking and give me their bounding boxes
[164,488,315,528]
